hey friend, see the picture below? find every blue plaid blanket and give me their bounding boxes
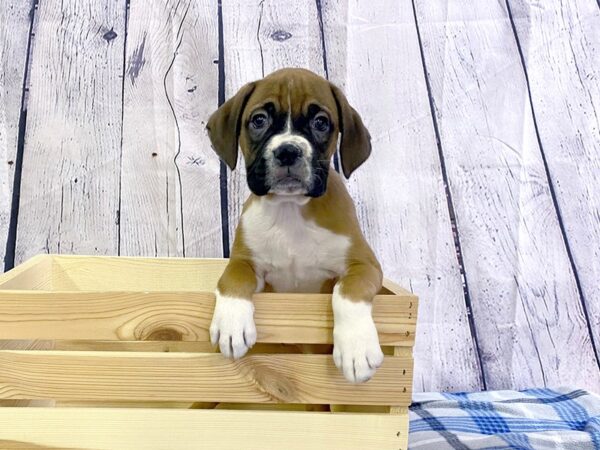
[409,388,600,449]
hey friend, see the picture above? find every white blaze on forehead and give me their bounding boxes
[264,78,312,157]
[287,79,293,121]
[262,79,315,194]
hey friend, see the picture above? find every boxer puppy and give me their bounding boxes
[206,68,383,383]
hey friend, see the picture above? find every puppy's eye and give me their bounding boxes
[312,114,330,132]
[251,112,268,129]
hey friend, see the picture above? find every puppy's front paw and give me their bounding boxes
[332,293,384,383]
[210,293,257,359]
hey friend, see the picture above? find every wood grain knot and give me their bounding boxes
[271,30,292,42]
[252,366,296,402]
[132,317,198,342]
[145,328,183,341]
[102,28,118,42]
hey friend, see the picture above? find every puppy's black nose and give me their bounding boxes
[274,144,301,166]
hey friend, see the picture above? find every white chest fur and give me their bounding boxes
[242,196,351,293]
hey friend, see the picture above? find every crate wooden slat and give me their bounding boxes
[0,407,407,450]
[0,291,415,345]
[0,351,411,404]
[0,255,417,450]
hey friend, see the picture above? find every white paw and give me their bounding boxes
[209,292,257,359]
[332,291,384,383]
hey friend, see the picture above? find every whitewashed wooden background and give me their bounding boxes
[0,0,599,394]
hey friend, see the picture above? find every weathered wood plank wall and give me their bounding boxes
[0,0,598,393]
[509,0,600,371]
[0,1,33,277]
[121,0,222,258]
[414,0,599,390]
[14,0,126,263]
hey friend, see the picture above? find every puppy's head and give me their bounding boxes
[207,68,371,197]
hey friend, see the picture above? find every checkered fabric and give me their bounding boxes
[409,387,600,449]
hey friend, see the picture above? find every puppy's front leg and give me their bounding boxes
[210,259,258,359]
[333,261,384,383]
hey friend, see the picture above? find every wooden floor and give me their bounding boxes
[0,0,599,394]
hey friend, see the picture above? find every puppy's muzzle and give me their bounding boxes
[274,144,302,167]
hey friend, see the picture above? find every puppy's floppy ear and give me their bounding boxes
[330,83,372,178]
[206,82,256,170]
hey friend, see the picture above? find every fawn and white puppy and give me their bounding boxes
[206,68,383,383]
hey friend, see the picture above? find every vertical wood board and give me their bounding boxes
[414,0,600,390]
[121,0,222,258]
[508,0,600,365]
[15,0,126,263]
[0,1,33,268]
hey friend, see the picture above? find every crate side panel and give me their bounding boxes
[0,351,413,405]
[0,407,406,450]
[0,292,416,346]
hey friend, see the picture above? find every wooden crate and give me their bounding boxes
[0,254,417,449]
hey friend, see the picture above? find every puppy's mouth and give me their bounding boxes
[269,170,307,195]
